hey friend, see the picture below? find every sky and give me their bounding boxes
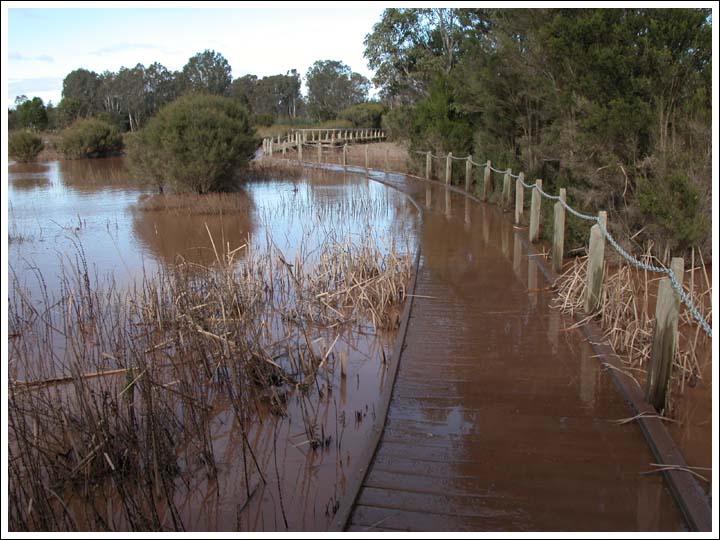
[4,3,386,107]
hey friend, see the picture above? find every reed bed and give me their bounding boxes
[135,192,254,215]
[551,247,712,414]
[8,225,413,531]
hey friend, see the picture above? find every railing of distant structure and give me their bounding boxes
[261,128,385,159]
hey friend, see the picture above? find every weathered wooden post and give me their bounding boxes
[262,138,267,154]
[426,151,432,179]
[445,153,452,184]
[515,173,524,224]
[343,144,347,167]
[317,143,322,163]
[483,161,492,201]
[646,257,684,411]
[552,188,567,273]
[385,148,390,171]
[584,211,607,314]
[502,169,512,208]
[365,145,369,169]
[282,143,286,157]
[312,130,316,142]
[529,179,542,243]
[268,139,273,156]
[465,155,472,191]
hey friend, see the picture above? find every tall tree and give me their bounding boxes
[181,50,232,95]
[61,68,101,120]
[305,60,370,121]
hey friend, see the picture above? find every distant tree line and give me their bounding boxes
[8,49,375,133]
[366,7,711,254]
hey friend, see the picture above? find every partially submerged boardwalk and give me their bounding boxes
[346,175,686,532]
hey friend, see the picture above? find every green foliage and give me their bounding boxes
[181,50,232,95]
[381,105,414,141]
[339,102,387,128]
[9,131,44,162]
[306,60,370,121]
[637,164,708,251]
[15,96,48,131]
[58,117,124,159]
[409,77,473,155]
[366,7,712,254]
[126,94,257,194]
[231,71,301,122]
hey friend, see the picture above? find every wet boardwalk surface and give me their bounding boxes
[347,173,686,532]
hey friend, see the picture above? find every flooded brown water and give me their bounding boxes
[7,158,419,531]
[346,172,689,531]
[6,157,706,531]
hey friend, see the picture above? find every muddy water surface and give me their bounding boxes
[8,158,419,531]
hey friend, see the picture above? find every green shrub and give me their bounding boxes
[58,118,123,159]
[381,105,414,142]
[9,131,44,162]
[127,94,257,194]
[637,167,708,251]
[251,113,274,127]
[339,102,387,128]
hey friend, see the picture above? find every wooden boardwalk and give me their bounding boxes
[346,178,686,532]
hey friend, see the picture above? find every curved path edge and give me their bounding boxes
[265,155,710,532]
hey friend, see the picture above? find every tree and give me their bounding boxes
[126,94,257,194]
[58,117,123,159]
[181,50,232,96]
[60,68,101,121]
[15,96,48,131]
[230,70,302,122]
[339,102,387,128]
[305,60,370,121]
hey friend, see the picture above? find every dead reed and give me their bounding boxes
[8,224,412,531]
[551,246,712,414]
[135,192,254,215]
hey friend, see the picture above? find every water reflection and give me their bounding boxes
[131,203,256,266]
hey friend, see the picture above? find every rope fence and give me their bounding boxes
[263,137,712,374]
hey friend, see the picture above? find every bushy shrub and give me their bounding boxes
[251,113,274,127]
[637,166,708,251]
[339,102,387,129]
[9,131,44,162]
[58,118,123,159]
[381,105,414,142]
[127,94,257,194]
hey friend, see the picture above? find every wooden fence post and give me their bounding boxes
[343,144,347,167]
[445,153,452,184]
[552,188,567,273]
[282,143,286,157]
[502,169,511,208]
[365,145,369,169]
[483,161,492,201]
[268,140,273,156]
[465,155,472,191]
[645,257,684,411]
[584,211,607,314]
[426,152,431,179]
[515,173,524,224]
[529,179,542,242]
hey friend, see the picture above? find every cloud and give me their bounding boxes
[9,52,54,62]
[90,42,163,56]
[9,77,63,96]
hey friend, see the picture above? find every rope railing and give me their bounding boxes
[264,139,712,343]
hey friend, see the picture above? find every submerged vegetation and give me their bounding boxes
[8,223,413,530]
